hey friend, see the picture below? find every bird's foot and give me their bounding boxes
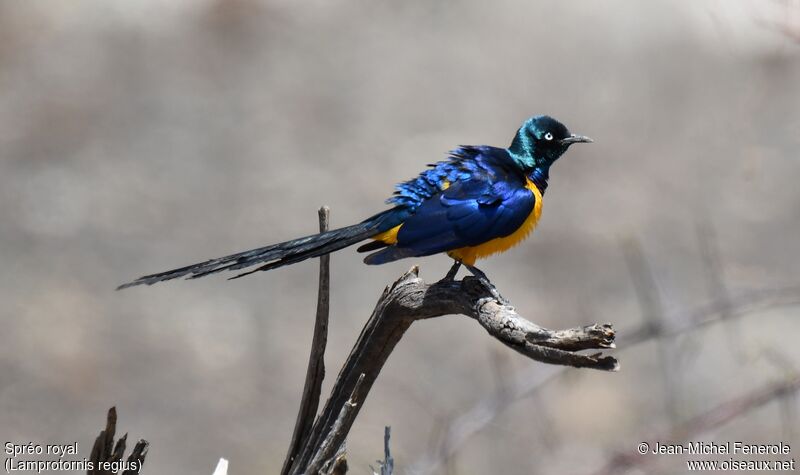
[464,264,508,304]
[441,260,462,282]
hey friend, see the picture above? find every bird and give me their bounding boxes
[118,115,591,290]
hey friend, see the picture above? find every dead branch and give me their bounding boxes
[289,266,617,473]
[306,374,366,474]
[88,407,148,475]
[371,427,394,475]
[282,207,332,475]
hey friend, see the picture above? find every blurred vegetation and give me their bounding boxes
[0,1,798,474]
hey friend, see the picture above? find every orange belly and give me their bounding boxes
[447,178,543,266]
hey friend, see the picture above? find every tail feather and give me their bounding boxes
[363,246,426,265]
[117,210,399,289]
[226,232,362,280]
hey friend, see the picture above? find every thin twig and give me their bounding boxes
[323,444,348,475]
[283,207,331,475]
[371,427,394,475]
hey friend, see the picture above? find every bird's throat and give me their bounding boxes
[528,166,550,193]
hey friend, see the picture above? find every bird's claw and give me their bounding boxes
[482,279,509,304]
[464,264,509,304]
[441,260,462,282]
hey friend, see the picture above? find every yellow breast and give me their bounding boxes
[447,178,543,266]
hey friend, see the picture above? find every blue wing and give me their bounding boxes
[364,148,535,264]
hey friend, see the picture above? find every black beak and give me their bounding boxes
[559,134,593,145]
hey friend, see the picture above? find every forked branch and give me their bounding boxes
[290,266,617,473]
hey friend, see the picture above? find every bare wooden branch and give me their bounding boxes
[368,427,395,475]
[322,444,348,475]
[282,207,332,475]
[291,266,617,473]
[307,374,366,474]
[121,440,148,475]
[88,407,148,475]
[378,427,395,475]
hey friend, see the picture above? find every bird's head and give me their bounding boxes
[508,115,592,171]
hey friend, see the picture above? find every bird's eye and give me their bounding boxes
[544,132,553,141]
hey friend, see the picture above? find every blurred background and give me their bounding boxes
[1,0,799,473]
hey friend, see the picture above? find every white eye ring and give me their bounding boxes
[544,132,553,141]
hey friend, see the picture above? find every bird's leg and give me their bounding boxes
[464,264,508,304]
[442,260,462,281]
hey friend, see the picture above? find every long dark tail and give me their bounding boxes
[117,209,401,290]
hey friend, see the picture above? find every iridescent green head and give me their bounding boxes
[508,115,592,170]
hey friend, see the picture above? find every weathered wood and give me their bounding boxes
[292,267,617,473]
[282,207,331,475]
[376,427,394,475]
[306,374,366,474]
[88,407,148,475]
